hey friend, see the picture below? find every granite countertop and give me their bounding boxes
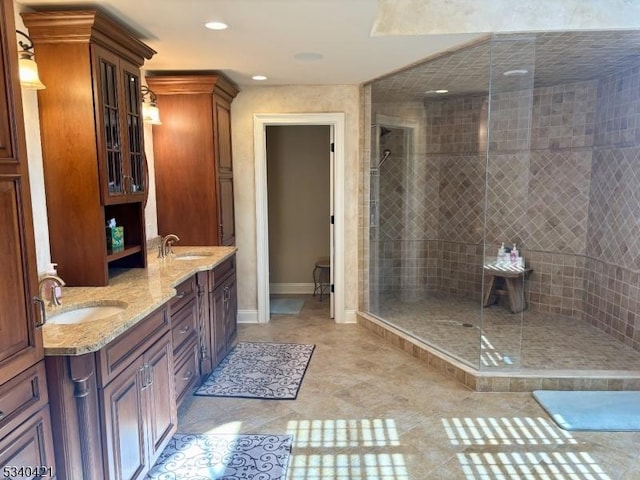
[42,246,237,356]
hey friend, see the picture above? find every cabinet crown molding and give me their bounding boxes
[21,9,155,66]
[146,74,239,101]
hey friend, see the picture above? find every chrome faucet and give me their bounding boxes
[38,274,66,307]
[159,234,180,258]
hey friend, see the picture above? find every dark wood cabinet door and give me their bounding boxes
[214,101,235,245]
[217,176,235,246]
[210,285,227,366]
[144,335,176,460]
[0,0,42,387]
[0,406,56,478]
[214,101,233,175]
[225,275,238,347]
[100,356,147,480]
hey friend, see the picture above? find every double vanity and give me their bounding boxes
[42,246,238,480]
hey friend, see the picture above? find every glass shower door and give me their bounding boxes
[480,34,536,372]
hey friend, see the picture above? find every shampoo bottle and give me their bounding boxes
[497,242,505,264]
[511,244,519,265]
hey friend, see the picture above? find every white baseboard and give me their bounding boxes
[238,309,259,324]
[269,283,315,295]
[341,309,357,324]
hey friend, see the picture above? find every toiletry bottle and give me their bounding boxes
[497,242,505,264]
[511,244,518,265]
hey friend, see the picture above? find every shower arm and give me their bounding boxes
[377,149,391,168]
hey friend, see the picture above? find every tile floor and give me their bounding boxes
[374,292,640,373]
[177,295,640,479]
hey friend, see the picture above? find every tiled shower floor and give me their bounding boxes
[374,292,640,374]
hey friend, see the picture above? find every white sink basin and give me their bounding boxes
[175,252,214,260]
[48,303,127,325]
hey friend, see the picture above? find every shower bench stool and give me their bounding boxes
[482,263,533,313]
[312,257,331,301]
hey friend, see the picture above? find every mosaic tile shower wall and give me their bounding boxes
[583,64,640,350]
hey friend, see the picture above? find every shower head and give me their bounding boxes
[380,126,392,138]
[378,149,391,168]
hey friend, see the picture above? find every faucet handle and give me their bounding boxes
[50,285,62,307]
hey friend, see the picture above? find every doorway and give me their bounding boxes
[266,125,331,317]
[254,113,346,324]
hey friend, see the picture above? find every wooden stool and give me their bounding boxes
[483,263,533,313]
[312,257,330,301]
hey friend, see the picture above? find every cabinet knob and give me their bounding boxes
[0,410,5,420]
[179,325,190,334]
[182,371,193,382]
[176,291,187,299]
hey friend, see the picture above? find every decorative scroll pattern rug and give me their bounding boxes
[533,390,640,431]
[195,342,315,399]
[146,433,293,479]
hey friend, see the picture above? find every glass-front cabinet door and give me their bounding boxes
[122,62,147,201]
[93,45,146,205]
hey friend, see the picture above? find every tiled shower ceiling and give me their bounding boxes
[370,30,640,101]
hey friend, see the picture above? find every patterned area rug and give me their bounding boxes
[146,433,293,479]
[195,342,315,399]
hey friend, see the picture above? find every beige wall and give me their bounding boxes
[266,125,330,285]
[231,85,361,317]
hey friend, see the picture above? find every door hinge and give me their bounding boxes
[330,215,334,225]
[330,284,334,293]
[330,142,335,153]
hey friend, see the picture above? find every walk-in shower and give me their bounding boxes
[363,32,640,380]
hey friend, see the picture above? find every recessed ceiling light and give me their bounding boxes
[503,69,529,76]
[252,75,267,81]
[205,21,228,30]
[425,89,449,94]
[294,52,324,61]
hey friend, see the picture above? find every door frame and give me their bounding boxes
[254,113,345,324]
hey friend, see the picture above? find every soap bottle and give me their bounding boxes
[510,244,519,265]
[41,263,62,303]
[497,242,505,264]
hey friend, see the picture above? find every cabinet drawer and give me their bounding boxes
[97,306,169,386]
[0,404,56,479]
[171,297,198,356]
[210,255,235,290]
[174,343,199,406]
[0,361,49,440]
[170,275,197,314]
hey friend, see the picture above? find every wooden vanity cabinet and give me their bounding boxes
[45,307,176,480]
[0,0,55,475]
[21,10,156,286]
[146,74,239,246]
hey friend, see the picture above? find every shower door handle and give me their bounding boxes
[370,200,378,227]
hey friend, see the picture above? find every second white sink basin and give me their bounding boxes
[48,302,127,325]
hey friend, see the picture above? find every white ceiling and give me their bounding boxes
[16,0,482,87]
